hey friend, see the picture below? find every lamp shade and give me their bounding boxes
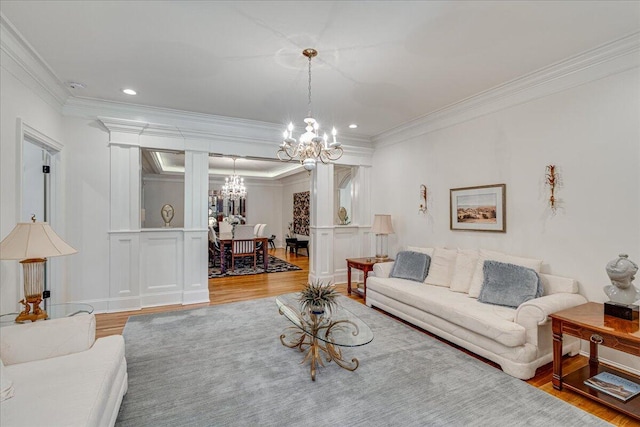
[371,214,394,235]
[0,222,77,260]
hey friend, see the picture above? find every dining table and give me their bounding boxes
[218,233,269,273]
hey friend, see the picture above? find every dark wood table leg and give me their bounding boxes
[552,318,563,390]
[363,269,369,304]
[263,240,268,270]
[347,263,352,295]
[220,242,226,274]
[589,333,602,377]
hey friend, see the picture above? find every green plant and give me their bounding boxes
[298,280,340,313]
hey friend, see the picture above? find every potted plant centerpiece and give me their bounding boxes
[298,280,340,316]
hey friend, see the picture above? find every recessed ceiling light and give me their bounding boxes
[349,124,358,129]
[122,88,137,95]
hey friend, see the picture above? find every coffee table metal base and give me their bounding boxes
[279,315,359,381]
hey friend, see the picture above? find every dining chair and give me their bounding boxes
[231,239,256,271]
[219,221,233,235]
[234,225,255,239]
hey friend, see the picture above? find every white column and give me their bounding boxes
[183,150,210,304]
[309,163,334,283]
[108,142,142,311]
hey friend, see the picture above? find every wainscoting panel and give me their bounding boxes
[140,230,183,306]
[108,232,141,311]
[183,230,209,305]
[333,226,360,284]
[309,227,334,282]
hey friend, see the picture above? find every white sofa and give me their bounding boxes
[366,247,587,380]
[0,314,127,427]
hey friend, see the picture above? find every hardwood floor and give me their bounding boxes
[95,248,637,426]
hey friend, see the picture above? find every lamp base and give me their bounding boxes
[15,298,48,323]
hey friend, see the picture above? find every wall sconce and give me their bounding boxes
[545,165,558,212]
[419,185,427,214]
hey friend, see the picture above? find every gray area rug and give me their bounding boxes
[116,296,610,426]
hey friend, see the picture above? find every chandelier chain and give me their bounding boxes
[307,55,312,118]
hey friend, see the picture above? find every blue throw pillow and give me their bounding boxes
[389,251,431,283]
[478,261,543,308]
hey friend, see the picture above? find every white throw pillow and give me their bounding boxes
[450,249,479,293]
[467,249,543,298]
[0,358,14,401]
[424,248,457,287]
[407,246,434,257]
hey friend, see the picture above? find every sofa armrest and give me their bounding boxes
[0,314,96,365]
[372,261,395,278]
[515,293,588,327]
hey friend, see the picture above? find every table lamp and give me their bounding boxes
[0,216,77,322]
[372,214,394,261]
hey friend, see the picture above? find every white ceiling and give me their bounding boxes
[2,1,639,140]
[7,1,638,180]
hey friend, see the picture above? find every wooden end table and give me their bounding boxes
[550,302,640,420]
[346,257,392,304]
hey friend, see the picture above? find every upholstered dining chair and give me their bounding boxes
[219,221,233,236]
[208,226,219,264]
[231,225,256,271]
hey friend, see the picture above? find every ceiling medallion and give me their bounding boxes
[277,48,343,171]
[221,157,246,201]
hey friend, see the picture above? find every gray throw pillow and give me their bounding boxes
[389,251,431,283]
[478,260,543,308]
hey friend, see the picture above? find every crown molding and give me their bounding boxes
[0,13,69,111]
[372,32,640,148]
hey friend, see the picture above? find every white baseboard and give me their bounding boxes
[578,350,640,376]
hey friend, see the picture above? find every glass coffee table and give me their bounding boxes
[276,293,373,381]
[0,303,94,326]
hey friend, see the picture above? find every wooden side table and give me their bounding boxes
[550,302,640,420]
[346,257,392,304]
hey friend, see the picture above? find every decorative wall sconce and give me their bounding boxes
[419,185,428,214]
[545,165,558,212]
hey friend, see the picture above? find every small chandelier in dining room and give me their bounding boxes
[277,48,343,171]
[220,157,246,201]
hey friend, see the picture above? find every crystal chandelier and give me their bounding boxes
[277,48,343,171]
[221,157,246,201]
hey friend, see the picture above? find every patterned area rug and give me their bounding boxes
[209,254,301,278]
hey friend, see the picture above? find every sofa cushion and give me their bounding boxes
[390,251,431,282]
[478,261,544,308]
[407,246,434,256]
[450,249,479,293]
[367,277,526,347]
[0,359,14,401]
[468,250,543,298]
[424,247,457,287]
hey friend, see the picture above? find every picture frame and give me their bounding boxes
[450,184,506,232]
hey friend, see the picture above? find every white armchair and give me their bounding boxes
[0,314,127,426]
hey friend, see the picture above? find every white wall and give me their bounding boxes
[0,66,65,313]
[62,116,111,303]
[372,67,640,370]
[281,172,311,239]
[209,178,284,246]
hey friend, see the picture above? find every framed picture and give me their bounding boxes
[450,184,506,232]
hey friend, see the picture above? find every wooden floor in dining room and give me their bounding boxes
[95,248,635,426]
